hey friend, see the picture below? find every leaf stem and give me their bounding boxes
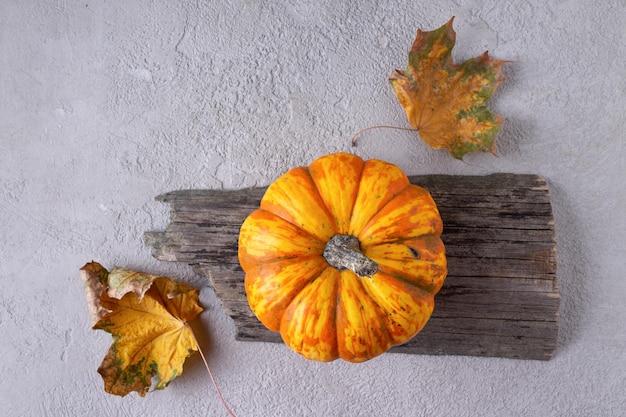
[194,338,238,417]
[350,125,419,146]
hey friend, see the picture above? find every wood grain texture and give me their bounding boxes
[144,174,559,360]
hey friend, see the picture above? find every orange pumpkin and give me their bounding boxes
[238,153,447,362]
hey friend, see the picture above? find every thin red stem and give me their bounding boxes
[351,125,419,146]
[194,338,238,417]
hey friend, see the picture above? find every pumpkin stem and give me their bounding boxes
[323,234,378,278]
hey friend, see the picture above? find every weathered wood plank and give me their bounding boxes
[145,174,559,360]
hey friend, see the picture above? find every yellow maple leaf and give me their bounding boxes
[390,17,506,159]
[80,262,203,397]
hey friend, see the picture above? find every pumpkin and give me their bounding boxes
[238,152,447,362]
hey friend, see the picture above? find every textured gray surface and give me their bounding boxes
[1,1,625,416]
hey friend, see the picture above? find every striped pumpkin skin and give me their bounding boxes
[238,153,447,362]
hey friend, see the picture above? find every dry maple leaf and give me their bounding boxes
[80,262,203,397]
[106,266,165,302]
[389,17,506,159]
[79,262,110,326]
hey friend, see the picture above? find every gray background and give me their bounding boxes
[1,1,625,416]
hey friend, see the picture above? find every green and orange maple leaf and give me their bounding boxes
[390,17,507,159]
[79,262,203,397]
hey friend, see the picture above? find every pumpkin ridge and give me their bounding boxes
[335,270,393,361]
[245,253,324,268]
[261,167,338,238]
[348,158,411,235]
[360,271,435,344]
[373,265,439,296]
[257,209,328,247]
[280,267,340,361]
[309,152,364,234]
[364,235,447,293]
[300,166,339,233]
[357,185,442,246]
[365,232,443,248]
[345,157,367,230]
[248,260,330,332]
[238,210,327,272]
[372,263,447,296]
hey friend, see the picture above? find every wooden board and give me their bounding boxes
[145,174,559,360]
